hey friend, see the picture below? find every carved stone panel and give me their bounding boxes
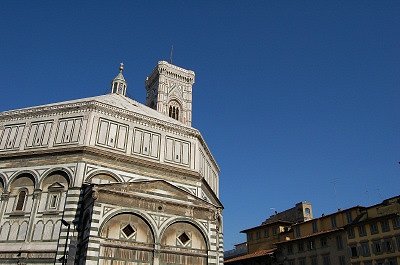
[54,116,84,146]
[96,118,128,152]
[132,128,160,160]
[164,136,190,166]
[25,120,53,148]
[0,123,25,151]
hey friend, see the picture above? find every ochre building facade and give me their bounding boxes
[225,197,400,265]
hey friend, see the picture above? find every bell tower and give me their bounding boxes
[145,61,195,126]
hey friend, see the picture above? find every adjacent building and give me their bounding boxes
[225,196,400,265]
[0,61,223,265]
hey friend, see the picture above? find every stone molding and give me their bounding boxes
[0,147,201,182]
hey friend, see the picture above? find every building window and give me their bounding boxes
[288,260,295,265]
[336,235,343,250]
[264,228,269,237]
[346,211,353,223]
[168,105,180,121]
[295,226,301,238]
[358,225,367,237]
[47,192,60,210]
[347,227,355,239]
[256,231,261,239]
[15,190,27,211]
[298,241,304,252]
[384,238,394,252]
[320,237,327,247]
[312,221,318,233]
[361,242,370,256]
[396,236,400,251]
[311,256,317,265]
[331,216,337,228]
[247,233,253,241]
[373,241,382,254]
[177,231,191,246]
[381,219,390,232]
[322,255,330,265]
[121,224,136,239]
[299,257,306,265]
[339,256,346,265]
[307,239,315,250]
[388,258,398,265]
[287,244,293,254]
[350,245,358,257]
[370,222,378,234]
[392,216,400,229]
[273,227,277,235]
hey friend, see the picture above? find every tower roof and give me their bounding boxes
[111,63,127,96]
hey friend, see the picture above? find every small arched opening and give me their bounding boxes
[168,100,182,121]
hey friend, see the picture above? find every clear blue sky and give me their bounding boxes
[1,1,399,249]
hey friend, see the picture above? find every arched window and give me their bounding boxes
[16,190,27,211]
[168,105,180,121]
[172,107,176,119]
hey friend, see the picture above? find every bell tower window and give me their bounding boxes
[168,104,180,121]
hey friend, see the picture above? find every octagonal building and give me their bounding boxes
[0,61,223,265]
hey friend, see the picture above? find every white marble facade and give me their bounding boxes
[0,61,223,265]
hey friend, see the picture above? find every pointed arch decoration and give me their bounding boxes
[17,221,28,241]
[32,221,44,241]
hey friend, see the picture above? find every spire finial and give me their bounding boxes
[119,62,124,72]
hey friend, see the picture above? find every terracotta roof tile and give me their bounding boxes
[224,249,276,263]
